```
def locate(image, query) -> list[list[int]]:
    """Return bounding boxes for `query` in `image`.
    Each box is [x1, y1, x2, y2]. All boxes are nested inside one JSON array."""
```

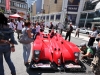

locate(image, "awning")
[[9, 13, 22, 18], [95, 2, 100, 11]]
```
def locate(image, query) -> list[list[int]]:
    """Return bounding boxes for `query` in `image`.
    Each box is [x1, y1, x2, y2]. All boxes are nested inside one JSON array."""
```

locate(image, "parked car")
[[79, 28, 93, 34], [29, 32, 86, 71], [72, 25, 77, 30]]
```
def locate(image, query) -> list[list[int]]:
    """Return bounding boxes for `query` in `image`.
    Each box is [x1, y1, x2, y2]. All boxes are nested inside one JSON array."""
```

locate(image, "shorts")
[[17, 30, 22, 34]]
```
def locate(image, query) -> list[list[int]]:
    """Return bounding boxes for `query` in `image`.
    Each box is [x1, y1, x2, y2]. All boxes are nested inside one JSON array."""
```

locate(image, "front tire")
[[86, 32, 89, 34]]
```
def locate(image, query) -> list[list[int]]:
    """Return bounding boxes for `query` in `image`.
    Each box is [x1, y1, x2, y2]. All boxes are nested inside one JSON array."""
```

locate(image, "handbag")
[[18, 34, 33, 44], [18, 28, 33, 44]]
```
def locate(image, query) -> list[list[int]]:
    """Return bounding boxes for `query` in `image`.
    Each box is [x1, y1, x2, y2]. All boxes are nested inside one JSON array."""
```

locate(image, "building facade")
[[0, 0, 28, 19], [32, 0, 100, 28], [32, 0, 63, 24], [32, 2, 36, 16], [79, 0, 100, 29]]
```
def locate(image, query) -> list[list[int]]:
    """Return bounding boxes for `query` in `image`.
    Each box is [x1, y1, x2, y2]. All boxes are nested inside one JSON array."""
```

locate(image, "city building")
[[32, 2, 36, 16], [0, 0, 28, 19], [31, 0, 42, 21], [42, 0, 63, 14], [31, 0, 100, 28], [32, 0, 63, 24], [79, 0, 100, 29]]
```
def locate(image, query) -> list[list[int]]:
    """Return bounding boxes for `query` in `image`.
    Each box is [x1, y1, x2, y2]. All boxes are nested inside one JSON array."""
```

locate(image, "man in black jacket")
[[49, 22, 53, 33], [65, 23, 73, 41]]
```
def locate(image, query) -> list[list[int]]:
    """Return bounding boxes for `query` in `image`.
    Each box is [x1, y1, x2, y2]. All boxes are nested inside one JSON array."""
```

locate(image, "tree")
[[0, 8, 4, 13]]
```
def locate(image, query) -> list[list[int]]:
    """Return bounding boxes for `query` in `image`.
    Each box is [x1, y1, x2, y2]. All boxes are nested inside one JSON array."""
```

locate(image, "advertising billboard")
[[6, 0, 10, 10], [67, 0, 80, 12]]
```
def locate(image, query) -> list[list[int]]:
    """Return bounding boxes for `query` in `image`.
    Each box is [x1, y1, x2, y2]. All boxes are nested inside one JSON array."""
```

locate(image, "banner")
[[67, 6, 79, 12], [67, 0, 80, 12], [6, 0, 10, 10]]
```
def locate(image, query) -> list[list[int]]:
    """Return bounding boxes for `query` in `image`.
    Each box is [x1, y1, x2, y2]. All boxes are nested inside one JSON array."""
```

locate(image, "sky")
[[27, 0, 36, 8]]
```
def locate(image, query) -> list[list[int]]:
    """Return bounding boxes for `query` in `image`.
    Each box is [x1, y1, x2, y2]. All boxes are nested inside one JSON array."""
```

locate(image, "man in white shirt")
[[58, 22, 63, 34], [88, 27, 98, 46], [16, 17, 24, 39], [36, 22, 40, 33], [8, 19, 15, 31], [33, 22, 40, 40]]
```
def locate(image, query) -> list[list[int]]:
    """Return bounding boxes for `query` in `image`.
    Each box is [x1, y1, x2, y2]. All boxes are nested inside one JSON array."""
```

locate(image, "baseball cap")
[[80, 43, 86, 47]]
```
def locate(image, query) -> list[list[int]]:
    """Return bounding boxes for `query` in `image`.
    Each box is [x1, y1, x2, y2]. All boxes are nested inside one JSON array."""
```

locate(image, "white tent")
[[9, 13, 22, 18], [95, 2, 100, 11]]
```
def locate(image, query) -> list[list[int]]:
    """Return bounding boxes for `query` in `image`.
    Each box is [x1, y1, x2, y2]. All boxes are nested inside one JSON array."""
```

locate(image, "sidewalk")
[[62, 31, 98, 44]]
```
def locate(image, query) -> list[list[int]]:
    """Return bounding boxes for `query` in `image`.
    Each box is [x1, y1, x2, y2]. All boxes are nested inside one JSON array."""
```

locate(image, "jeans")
[[65, 32, 71, 41], [0, 45, 16, 75], [23, 43, 31, 63], [88, 38, 95, 47]]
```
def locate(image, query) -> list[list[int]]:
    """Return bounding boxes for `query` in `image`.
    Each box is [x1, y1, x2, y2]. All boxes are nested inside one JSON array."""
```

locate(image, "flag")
[[6, 0, 10, 10]]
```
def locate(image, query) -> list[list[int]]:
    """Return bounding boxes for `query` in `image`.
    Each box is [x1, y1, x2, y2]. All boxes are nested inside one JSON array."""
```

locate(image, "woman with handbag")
[[0, 12, 17, 75], [22, 21, 33, 66]]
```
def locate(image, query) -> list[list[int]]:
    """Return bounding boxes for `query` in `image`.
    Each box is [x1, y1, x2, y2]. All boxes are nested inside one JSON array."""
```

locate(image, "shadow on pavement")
[[26, 67, 86, 75], [82, 58, 93, 66], [26, 68, 57, 75]]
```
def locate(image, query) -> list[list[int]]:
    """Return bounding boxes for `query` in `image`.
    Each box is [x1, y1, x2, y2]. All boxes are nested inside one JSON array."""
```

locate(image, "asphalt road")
[[3, 32, 95, 75]]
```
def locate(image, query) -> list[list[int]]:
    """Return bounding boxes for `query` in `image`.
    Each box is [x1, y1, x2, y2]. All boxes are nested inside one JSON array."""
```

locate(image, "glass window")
[[0, 0, 1, 3], [78, 20, 85, 27], [43, 16, 45, 19], [37, 16, 39, 19], [87, 12, 94, 19], [46, 15, 49, 20], [17, 3, 20, 7], [14, 2, 16, 6], [12, 2, 14, 6], [21, 4, 23, 8], [20, 4, 21, 8], [54, 0, 57, 4], [50, 15, 54, 20], [83, 1, 96, 11], [1, 0, 4, 4], [95, 10, 100, 17], [56, 14, 61, 20], [24, 5, 26, 8], [80, 13, 87, 19], [22, 4, 24, 8], [25, 5, 27, 9], [11, 9, 17, 14]]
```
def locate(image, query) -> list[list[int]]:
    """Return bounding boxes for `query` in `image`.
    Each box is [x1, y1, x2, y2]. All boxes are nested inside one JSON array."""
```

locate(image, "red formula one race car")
[[29, 32, 86, 71]]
